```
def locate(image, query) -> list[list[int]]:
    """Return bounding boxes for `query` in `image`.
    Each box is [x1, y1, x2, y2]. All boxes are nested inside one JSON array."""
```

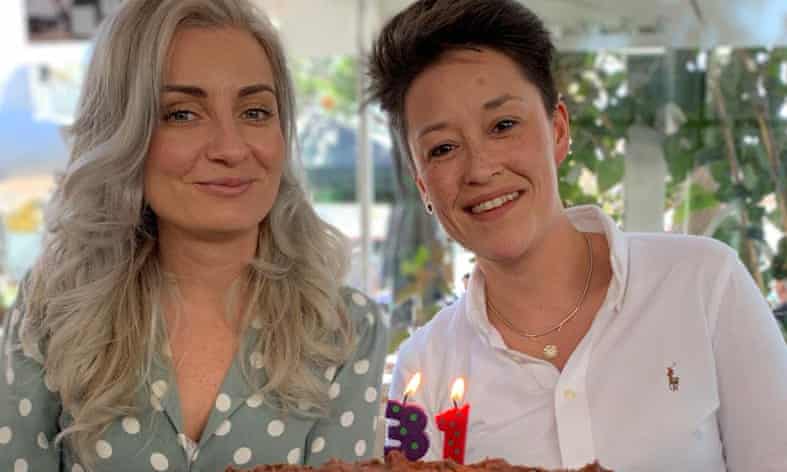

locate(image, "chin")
[[192, 218, 263, 237]]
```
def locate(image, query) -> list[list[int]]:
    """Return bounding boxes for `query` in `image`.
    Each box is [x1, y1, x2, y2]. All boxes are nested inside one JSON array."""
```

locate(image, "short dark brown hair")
[[367, 0, 558, 174]]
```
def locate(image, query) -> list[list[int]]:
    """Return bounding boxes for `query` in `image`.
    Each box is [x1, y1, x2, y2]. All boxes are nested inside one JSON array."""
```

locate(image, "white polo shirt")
[[389, 205, 787, 471]]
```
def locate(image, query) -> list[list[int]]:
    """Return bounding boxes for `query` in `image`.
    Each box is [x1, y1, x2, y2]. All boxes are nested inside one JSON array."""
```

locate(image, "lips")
[[463, 189, 525, 215], [196, 177, 253, 187], [194, 177, 255, 196], [469, 191, 521, 214]]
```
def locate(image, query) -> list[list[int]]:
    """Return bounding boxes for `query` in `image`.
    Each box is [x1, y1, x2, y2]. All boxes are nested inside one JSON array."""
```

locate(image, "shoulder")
[[626, 231, 734, 255], [339, 287, 388, 353], [625, 232, 737, 270], [2, 281, 46, 365], [395, 298, 465, 368], [340, 287, 381, 330]]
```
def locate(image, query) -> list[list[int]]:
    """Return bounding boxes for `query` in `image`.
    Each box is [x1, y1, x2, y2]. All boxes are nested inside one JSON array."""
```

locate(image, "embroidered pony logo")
[[666, 363, 680, 392]]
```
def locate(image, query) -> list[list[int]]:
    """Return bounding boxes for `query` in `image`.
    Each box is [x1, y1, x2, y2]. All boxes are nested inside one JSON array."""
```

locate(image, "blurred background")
[[1, 1, 786, 362]]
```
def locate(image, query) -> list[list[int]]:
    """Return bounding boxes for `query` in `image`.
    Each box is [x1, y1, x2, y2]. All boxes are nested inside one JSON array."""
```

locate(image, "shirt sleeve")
[[0, 285, 63, 470], [303, 289, 388, 466], [713, 253, 787, 471]]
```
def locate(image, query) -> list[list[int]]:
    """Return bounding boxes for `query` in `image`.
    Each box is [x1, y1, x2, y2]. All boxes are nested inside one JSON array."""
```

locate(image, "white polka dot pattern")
[[96, 440, 113, 459], [287, 448, 301, 464], [216, 393, 232, 412], [353, 359, 370, 375], [18, 398, 32, 417], [365, 387, 378, 403], [328, 382, 341, 399], [152, 380, 168, 398], [324, 365, 337, 381], [150, 452, 169, 471], [37, 432, 48, 449], [14, 458, 27, 472], [0, 288, 386, 472], [246, 392, 264, 408], [216, 419, 232, 436], [340, 411, 355, 427], [311, 436, 326, 453], [249, 352, 264, 369], [234, 447, 252, 465], [122, 417, 140, 435], [267, 419, 285, 437], [150, 394, 164, 412], [0, 426, 12, 444], [355, 440, 367, 457]]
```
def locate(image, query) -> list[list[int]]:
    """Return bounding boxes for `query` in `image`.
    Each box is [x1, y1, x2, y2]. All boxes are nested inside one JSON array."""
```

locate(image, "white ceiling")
[[259, 0, 787, 57]]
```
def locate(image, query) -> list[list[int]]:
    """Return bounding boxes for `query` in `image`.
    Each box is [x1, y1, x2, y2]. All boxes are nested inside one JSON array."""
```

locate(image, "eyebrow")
[[162, 83, 275, 98], [415, 94, 526, 140], [483, 94, 525, 110], [416, 121, 448, 140]]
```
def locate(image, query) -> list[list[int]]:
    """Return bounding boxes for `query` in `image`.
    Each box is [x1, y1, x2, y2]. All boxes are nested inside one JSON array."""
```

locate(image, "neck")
[[478, 214, 592, 328], [157, 223, 259, 310]]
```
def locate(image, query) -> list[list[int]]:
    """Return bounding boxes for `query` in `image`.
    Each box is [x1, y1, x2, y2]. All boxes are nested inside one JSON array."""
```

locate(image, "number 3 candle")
[[385, 373, 430, 460]]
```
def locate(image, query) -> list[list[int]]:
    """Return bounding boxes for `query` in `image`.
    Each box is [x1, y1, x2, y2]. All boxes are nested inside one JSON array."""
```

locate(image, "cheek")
[[249, 128, 286, 169], [145, 135, 199, 181], [421, 165, 458, 201]]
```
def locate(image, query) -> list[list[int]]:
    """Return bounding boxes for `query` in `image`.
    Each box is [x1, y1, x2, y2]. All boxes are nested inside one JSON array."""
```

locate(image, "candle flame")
[[450, 378, 465, 403], [404, 373, 422, 396]]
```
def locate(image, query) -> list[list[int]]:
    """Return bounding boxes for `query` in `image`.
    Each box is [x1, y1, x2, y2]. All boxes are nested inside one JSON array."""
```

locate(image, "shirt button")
[[563, 389, 577, 400]]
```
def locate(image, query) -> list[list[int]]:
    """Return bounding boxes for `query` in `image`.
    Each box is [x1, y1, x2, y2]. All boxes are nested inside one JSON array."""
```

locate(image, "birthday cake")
[[225, 450, 612, 472]]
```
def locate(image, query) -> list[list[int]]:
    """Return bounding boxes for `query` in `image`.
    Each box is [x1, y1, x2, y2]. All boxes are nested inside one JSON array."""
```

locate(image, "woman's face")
[[404, 47, 570, 262], [145, 26, 285, 240]]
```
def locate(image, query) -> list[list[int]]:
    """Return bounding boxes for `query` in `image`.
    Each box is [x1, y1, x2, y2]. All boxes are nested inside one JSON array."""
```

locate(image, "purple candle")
[[385, 373, 430, 460]]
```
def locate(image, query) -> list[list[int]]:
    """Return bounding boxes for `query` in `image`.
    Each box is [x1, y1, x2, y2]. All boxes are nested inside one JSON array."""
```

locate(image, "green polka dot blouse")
[[0, 287, 387, 471]]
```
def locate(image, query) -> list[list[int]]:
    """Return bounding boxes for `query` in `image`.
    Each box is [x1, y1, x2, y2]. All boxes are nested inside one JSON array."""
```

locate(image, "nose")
[[206, 118, 250, 165], [463, 139, 502, 184]]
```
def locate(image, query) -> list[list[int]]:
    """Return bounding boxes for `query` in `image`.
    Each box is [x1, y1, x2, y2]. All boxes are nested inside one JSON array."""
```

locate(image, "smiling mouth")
[[468, 191, 522, 214], [194, 180, 254, 196]]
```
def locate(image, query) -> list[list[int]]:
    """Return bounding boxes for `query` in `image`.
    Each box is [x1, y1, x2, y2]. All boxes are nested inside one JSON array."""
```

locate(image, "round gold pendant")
[[543, 344, 559, 359]]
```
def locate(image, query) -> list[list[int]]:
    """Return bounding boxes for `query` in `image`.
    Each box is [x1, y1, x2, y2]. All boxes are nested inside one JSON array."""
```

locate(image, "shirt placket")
[[554, 332, 595, 468]]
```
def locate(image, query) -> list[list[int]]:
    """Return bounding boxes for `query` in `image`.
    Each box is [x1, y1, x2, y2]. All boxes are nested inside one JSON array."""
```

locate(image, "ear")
[[552, 100, 571, 167], [415, 174, 429, 207]]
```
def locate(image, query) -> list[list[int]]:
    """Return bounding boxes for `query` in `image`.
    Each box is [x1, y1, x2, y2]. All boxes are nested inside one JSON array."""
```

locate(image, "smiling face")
[[405, 47, 570, 262], [144, 26, 285, 240]]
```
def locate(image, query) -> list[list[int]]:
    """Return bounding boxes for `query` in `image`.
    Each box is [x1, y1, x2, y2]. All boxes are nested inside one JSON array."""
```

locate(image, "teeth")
[[471, 192, 520, 214]]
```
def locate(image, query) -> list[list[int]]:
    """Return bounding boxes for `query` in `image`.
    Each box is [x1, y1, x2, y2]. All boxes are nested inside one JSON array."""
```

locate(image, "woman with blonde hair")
[[1, 0, 386, 470]]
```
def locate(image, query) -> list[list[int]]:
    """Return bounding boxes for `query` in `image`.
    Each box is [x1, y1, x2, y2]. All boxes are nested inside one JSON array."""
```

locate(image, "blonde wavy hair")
[[12, 0, 353, 467]]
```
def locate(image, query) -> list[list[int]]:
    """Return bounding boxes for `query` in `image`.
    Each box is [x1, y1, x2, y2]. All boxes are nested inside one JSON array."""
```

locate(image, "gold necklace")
[[486, 232, 593, 360]]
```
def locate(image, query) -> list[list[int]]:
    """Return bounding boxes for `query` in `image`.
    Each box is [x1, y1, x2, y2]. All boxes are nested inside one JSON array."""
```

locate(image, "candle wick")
[[403, 394, 409, 406], [453, 399, 458, 409]]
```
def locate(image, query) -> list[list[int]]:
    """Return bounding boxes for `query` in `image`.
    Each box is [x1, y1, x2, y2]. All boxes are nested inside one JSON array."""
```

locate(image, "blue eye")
[[164, 110, 197, 122], [241, 108, 272, 121], [429, 143, 455, 158]]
